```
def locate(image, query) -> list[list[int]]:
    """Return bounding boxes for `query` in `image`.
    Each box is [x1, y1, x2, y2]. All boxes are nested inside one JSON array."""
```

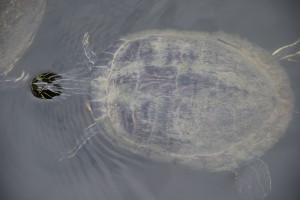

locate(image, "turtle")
[[0, 0, 46, 88], [31, 30, 297, 200]]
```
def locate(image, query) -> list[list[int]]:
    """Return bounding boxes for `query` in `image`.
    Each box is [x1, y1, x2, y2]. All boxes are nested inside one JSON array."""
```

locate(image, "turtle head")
[[31, 72, 62, 99]]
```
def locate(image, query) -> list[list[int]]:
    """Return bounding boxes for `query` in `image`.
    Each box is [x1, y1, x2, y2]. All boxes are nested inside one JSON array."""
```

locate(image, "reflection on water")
[[0, 0, 299, 200]]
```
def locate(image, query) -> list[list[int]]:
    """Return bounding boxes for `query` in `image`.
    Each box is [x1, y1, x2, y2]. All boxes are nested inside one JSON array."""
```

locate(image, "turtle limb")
[[59, 123, 99, 161], [234, 159, 271, 200], [276, 51, 300, 62], [272, 38, 300, 62], [82, 32, 97, 66]]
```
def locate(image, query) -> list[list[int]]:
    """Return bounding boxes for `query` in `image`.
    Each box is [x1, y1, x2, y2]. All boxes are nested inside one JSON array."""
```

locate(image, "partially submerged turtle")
[[0, 0, 46, 88], [31, 30, 297, 200]]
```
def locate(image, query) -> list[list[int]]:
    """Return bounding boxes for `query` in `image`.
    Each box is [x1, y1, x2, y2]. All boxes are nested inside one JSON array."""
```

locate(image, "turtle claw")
[[279, 51, 300, 62], [272, 38, 300, 62]]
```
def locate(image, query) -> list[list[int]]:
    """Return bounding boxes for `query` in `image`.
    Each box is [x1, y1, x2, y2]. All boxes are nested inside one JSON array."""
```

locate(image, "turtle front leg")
[[59, 123, 100, 161], [234, 159, 271, 200], [82, 32, 97, 65]]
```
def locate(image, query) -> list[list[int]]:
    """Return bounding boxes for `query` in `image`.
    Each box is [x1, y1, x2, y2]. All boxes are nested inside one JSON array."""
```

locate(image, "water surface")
[[1, 0, 300, 200]]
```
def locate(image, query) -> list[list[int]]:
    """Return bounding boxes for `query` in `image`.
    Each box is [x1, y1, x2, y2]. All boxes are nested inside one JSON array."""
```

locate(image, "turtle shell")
[[89, 30, 294, 171]]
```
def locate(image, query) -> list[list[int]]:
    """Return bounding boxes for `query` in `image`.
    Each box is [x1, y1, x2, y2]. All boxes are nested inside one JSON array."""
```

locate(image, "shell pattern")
[[88, 30, 294, 171]]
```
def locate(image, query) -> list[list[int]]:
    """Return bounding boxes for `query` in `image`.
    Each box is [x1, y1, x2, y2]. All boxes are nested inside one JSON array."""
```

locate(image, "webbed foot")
[[82, 32, 97, 65], [234, 159, 271, 200], [59, 123, 99, 161]]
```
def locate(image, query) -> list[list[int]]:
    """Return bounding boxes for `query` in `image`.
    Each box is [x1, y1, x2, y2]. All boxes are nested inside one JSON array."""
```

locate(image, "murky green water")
[[0, 0, 299, 200]]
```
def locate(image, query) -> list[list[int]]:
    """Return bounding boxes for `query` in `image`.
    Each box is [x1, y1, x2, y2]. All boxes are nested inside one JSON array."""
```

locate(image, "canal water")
[[0, 0, 299, 200]]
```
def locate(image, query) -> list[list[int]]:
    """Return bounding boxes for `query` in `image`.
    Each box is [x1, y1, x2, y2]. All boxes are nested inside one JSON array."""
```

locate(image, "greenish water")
[[0, 0, 299, 200]]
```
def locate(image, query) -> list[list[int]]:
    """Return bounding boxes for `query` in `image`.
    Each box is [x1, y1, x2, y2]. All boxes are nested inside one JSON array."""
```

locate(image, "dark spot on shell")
[[118, 103, 134, 135], [118, 40, 140, 62], [139, 41, 156, 64], [178, 72, 216, 88], [182, 49, 199, 63], [144, 65, 177, 76], [139, 66, 177, 94], [115, 72, 138, 90]]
